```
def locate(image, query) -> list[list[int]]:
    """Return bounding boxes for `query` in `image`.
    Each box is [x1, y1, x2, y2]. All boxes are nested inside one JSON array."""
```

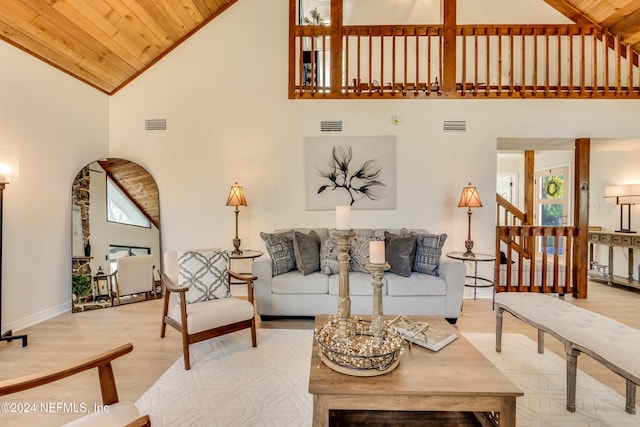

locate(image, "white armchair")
[[161, 249, 257, 370], [110, 254, 155, 305]]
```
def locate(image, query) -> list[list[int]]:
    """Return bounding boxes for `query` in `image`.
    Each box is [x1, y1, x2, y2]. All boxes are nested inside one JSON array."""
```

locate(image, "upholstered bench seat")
[[496, 292, 640, 414]]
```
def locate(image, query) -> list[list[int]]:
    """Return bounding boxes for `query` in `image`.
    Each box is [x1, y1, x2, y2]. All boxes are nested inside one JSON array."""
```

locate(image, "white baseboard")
[[4, 300, 71, 334]]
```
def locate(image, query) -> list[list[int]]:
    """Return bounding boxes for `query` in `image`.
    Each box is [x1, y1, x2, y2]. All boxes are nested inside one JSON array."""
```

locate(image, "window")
[[107, 177, 150, 228]]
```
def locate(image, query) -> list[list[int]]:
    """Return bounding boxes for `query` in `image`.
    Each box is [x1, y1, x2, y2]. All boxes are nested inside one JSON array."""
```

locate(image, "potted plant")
[[72, 273, 92, 302]]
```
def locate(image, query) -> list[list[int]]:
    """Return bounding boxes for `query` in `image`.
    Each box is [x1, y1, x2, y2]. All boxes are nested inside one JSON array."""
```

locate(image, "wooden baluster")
[[544, 30, 549, 96], [461, 30, 467, 96], [415, 29, 420, 95], [368, 29, 373, 95], [604, 29, 609, 96], [380, 29, 384, 95], [474, 28, 479, 96], [568, 29, 573, 96], [533, 29, 538, 96], [345, 31, 350, 94], [616, 35, 621, 95], [509, 28, 514, 95], [485, 29, 490, 96], [580, 29, 585, 96], [593, 29, 598, 95], [357, 33, 361, 95], [521, 30, 526, 96], [403, 28, 408, 94], [627, 44, 633, 96], [498, 27, 503, 96]]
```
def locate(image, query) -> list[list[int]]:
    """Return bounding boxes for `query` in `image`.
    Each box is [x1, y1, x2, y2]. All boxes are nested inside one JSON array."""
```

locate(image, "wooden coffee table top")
[[309, 315, 523, 399]]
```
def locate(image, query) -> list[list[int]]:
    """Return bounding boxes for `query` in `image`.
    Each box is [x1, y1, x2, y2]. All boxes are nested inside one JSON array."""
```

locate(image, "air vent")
[[443, 120, 467, 133], [145, 119, 167, 131], [320, 120, 343, 132]]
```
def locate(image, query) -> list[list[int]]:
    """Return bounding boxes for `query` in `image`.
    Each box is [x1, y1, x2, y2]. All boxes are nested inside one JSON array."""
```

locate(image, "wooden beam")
[[573, 138, 590, 299], [330, 0, 343, 94], [542, 0, 594, 25], [524, 151, 535, 226], [441, 0, 456, 93]]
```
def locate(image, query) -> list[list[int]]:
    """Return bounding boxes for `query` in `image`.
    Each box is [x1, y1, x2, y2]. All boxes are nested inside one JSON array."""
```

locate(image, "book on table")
[[389, 315, 458, 352]]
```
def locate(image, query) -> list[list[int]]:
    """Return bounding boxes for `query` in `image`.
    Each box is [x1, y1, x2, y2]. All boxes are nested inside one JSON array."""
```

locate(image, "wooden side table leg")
[[500, 396, 517, 427]]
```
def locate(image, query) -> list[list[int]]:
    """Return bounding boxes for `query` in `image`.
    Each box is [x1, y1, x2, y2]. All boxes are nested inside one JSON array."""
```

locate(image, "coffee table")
[[308, 315, 523, 426]]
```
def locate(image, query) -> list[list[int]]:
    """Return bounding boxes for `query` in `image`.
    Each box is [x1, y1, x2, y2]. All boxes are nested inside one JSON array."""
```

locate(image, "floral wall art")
[[305, 135, 396, 210]]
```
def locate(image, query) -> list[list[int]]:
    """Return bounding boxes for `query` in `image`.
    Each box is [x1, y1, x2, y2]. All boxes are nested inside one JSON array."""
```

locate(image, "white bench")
[[495, 292, 640, 414]]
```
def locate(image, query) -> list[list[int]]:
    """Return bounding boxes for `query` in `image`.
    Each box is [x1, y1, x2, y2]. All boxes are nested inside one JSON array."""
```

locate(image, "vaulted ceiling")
[[0, 0, 639, 95], [0, 0, 238, 95]]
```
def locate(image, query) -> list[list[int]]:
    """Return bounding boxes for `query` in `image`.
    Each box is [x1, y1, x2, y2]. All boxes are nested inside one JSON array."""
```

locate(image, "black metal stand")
[[616, 203, 636, 234], [0, 183, 27, 347]]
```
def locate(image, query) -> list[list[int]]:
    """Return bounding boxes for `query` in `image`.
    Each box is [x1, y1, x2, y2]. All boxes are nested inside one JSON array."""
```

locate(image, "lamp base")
[[463, 240, 475, 257], [0, 330, 27, 347], [232, 238, 243, 255]]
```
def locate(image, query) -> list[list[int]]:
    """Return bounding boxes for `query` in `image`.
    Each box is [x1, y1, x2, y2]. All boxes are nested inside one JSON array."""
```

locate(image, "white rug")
[[137, 330, 640, 426]]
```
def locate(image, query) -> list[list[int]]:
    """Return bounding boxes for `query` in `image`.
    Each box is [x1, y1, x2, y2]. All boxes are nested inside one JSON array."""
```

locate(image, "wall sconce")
[[0, 144, 27, 346], [226, 182, 247, 255], [605, 184, 640, 233], [458, 182, 483, 257]]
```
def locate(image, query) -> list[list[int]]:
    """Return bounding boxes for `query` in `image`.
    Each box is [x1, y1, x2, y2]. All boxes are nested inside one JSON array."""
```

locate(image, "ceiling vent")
[[145, 119, 167, 131], [443, 120, 467, 133], [320, 120, 343, 132]]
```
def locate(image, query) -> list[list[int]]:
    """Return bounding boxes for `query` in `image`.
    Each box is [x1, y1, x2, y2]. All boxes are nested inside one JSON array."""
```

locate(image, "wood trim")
[[441, 0, 457, 93], [573, 138, 590, 298]]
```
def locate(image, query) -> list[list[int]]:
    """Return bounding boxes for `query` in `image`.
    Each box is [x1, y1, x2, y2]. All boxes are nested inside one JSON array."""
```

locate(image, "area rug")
[[136, 330, 640, 426]]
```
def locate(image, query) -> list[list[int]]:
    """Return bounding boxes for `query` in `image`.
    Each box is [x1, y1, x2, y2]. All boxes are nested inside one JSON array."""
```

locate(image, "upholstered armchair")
[[0, 343, 150, 426], [110, 254, 155, 305], [161, 249, 257, 370]]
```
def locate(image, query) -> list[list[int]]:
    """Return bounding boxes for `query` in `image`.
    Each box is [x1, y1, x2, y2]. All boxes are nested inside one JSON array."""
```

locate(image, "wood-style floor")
[[1, 280, 639, 426]]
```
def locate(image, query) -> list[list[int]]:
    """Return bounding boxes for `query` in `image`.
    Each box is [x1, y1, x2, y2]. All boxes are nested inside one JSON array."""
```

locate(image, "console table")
[[588, 231, 640, 289]]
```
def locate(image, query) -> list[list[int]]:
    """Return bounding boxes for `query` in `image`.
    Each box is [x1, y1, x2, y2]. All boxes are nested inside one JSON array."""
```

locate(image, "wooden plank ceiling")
[[0, 1, 639, 95], [0, 0, 237, 95], [98, 158, 160, 229]]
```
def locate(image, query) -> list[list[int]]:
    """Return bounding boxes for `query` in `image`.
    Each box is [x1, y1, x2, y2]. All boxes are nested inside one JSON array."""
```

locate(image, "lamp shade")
[[605, 184, 640, 205], [0, 144, 19, 183], [458, 183, 483, 208], [226, 182, 247, 207]]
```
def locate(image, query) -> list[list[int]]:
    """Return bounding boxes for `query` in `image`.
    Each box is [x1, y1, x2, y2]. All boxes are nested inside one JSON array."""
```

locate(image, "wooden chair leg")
[[182, 331, 191, 370], [537, 329, 545, 354], [250, 318, 257, 347]]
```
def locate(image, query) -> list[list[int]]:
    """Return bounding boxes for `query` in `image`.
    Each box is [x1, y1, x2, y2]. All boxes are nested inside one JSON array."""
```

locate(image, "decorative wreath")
[[544, 176, 562, 197]]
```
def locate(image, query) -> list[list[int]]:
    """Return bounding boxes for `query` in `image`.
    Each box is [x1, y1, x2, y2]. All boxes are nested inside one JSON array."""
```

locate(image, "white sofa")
[[252, 228, 466, 323]]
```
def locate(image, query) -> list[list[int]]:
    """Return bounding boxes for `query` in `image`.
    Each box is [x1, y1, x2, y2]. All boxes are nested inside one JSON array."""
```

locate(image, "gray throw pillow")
[[414, 233, 448, 275], [320, 237, 339, 275], [177, 250, 230, 303], [384, 231, 417, 277], [293, 230, 321, 276], [260, 231, 295, 276]]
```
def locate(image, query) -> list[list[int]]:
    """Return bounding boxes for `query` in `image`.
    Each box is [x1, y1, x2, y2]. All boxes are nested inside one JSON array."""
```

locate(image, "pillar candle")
[[336, 205, 351, 230], [369, 240, 385, 264]]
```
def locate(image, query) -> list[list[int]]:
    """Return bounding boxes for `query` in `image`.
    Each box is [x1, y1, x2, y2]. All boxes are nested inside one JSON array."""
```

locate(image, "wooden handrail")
[[496, 225, 578, 296], [290, 21, 640, 99]]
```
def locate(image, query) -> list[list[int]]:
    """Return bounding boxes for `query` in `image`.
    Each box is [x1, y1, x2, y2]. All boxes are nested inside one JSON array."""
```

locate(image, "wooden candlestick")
[[333, 229, 355, 340], [366, 262, 390, 341]]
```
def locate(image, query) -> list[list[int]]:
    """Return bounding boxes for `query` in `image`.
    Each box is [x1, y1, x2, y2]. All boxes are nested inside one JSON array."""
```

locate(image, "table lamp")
[[226, 182, 247, 255], [458, 182, 483, 257], [605, 184, 640, 233]]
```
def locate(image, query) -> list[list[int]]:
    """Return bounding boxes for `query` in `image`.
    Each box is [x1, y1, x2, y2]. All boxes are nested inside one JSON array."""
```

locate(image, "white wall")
[[0, 43, 109, 331]]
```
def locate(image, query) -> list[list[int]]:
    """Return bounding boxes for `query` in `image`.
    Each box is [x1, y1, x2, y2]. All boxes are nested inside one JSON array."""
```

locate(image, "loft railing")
[[496, 225, 578, 296], [290, 23, 640, 99]]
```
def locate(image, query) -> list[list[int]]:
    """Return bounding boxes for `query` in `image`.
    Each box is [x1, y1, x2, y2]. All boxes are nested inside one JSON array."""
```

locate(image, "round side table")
[[227, 250, 263, 285], [446, 251, 496, 305]]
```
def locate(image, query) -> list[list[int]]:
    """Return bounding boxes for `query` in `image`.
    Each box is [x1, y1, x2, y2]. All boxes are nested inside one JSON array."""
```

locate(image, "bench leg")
[[565, 342, 578, 413], [626, 380, 637, 414], [537, 329, 545, 354], [496, 307, 503, 353]]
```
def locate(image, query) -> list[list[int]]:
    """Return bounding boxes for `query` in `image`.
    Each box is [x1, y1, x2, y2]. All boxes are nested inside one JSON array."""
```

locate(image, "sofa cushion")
[[328, 271, 386, 296], [272, 271, 329, 294], [384, 231, 417, 277], [260, 231, 295, 276], [386, 272, 447, 296], [320, 237, 339, 275], [293, 230, 321, 275], [414, 233, 448, 275], [177, 250, 230, 303]]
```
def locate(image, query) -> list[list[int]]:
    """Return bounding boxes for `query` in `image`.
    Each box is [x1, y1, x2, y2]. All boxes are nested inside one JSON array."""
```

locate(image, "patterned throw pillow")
[[350, 235, 382, 273], [293, 230, 321, 276], [384, 231, 417, 277], [320, 237, 339, 275], [260, 231, 295, 276], [414, 233, 448, 275], [177, 250, 230, 304]]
